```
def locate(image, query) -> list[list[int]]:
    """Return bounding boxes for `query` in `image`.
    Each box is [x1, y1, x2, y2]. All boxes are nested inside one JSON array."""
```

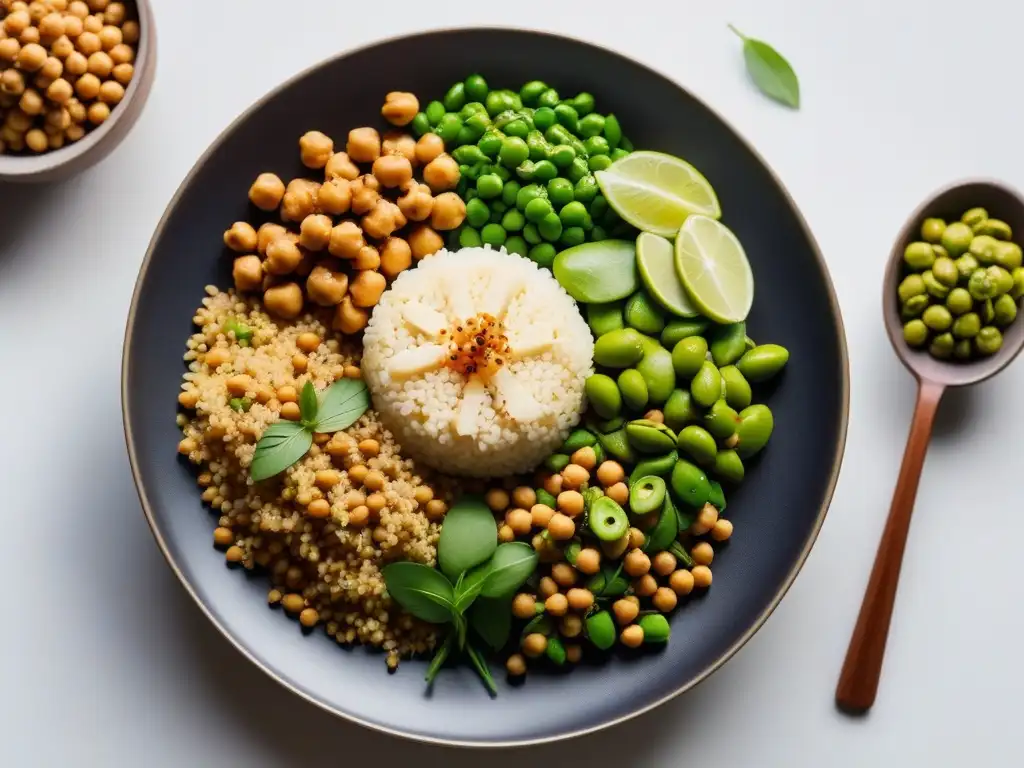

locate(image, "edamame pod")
[[719, 365, 752, 409], [707, 480, 727, 511], [625, 419, 677, 454], [676, 425, 718, 466], [624, 291, 667, 335], [662, 319, 710, 348], [663, 388, 701, 432], [735, 344, 790, 383], [638, 614, 671, 644], [705, 399, 740, 440], [597, 427, 635, 463], [670, 459, 712, 508], [690, 361, 723, 408], [671, 336, 708, 379], [709, 322, 747, 366], [617, 369, 649, 412], [643, 495, 679, 553], [735, 404, 774, 458], [628, 451, 678, 487], [635, 347, 676, 405], [713, 449, 745, 484], [629, 476, 667, 516], [561, 429, 597, 453], [585, 374, 622, 419], [593, 328, 645, 368], [585, 611, 616, 650]]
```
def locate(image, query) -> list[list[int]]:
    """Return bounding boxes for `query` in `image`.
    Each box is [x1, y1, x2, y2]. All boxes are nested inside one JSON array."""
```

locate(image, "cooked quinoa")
[[177, 286, 453, 667], [362, 247, 594, 477]]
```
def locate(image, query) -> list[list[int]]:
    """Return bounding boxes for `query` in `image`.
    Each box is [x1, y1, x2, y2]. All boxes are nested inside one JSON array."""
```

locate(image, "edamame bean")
[[735, 344, 789, 383], [976, 326, 1003, 355], [713, 449, 745, 484], [575, 175, 599, 204], [691, 361, 723, 408], [537, 88, 561, 109], [481, 223, 507, 246], [735, 404, 774, 458], [425, 100, 446, 125], [975, 218, 1012, 240], [532, 106, 556, 131], [636, 347, 676, 405], [524, 196, 553, 222], [942, 222, 974, 256], [545, 177, 574, 208], [463, 73, 488, 102], [921, 217, 946, 243], [594, 328, 645, 367], [519, 80, 547, 105], [704, 399, 740, 440], [532, 160, 558, 181], [946, 287, 973, 315], [902, 294, 929, 319], [504, 119, 529, 139], [953, 339, 973, 359], [500, 180, 522, 207], [932, 257, 959, 287], [410, 112, 431, 136], [586, 373, 623, 418], [529, 243, 556, 268], [671, 336, 708, 379], [719, 365, 753, 409], [922, 271, 950, 299], [929, 332, 955, 359], [993, 294, 1018, 327], [988, 265, 1014, 295], [968, 268, 996, 300], [709, 322, 747, 367], [980, 298, 996, 324], [570, 92, 596, 116], [603, 114, 622, 148], [922, 304, 952, 332], [478, 131, 503, 158], [662, 320, 710, 348], [962, 207, 988, 228], [587, 302, 625, 337], [992, 241, 1023, 270], [547, 144, 576, 168], [522, 222, 541, 245], [903, 319, 928, 347], [453, 145, 487, 166], [956, 253, 980, 280], [443, 83, 466, 111], [904, 242, 935, 270], [560, 201, 589, 227], [626, 420, 678, 454], [597, 427, 635, 464], [553, 104, 579, 133], [465, 198, 489, 228], [663, 388, 700, 431], [590, 226, 609, 241], [898, 274, 926, 303], [618, 369, 649, 412], [670, 459, 712, 508], [677, 425, 717, 466], [545, 453, 571, 472], [583, 136, 610, 156], [624, 291, 667, 335], [1012, 267, 1024, 299], [952, 312, 980, 339], [969, 234, 998, 264], [567, 157, 590, 182], [501, 208, 526, 233]]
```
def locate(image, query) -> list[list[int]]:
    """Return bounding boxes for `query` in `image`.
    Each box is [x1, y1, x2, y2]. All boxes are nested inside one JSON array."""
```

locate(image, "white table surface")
[[3, 0, 1023, 765]]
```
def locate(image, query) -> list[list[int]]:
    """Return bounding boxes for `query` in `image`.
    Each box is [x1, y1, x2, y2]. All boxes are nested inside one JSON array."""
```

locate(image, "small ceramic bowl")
[[0, 0, 156, 184]]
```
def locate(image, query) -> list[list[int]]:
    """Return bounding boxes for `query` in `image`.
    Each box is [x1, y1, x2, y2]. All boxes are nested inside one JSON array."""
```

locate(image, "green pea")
[[538, 212, 563, 241], [980, 298, 996, 324], [670, 459, 712, 509], [515, 183, 545, 212], [558, 201, 588, 228], [945, 287, 973, 315], [1011, 267, 1024, 299], [473, 173, 500, 200], [588, 195, 608, 222], [585, 611, 616, 651], [713, 449, 745, 484], [436, 113, 463, 144], [585, 154, 610, 172], [553, 104, 579, 132], [976, 326, 1003, 355], [903, 241, 935, 270], [974, 218, 1013, 240], [458, 226, 483, 248], [590, 225, 609, 242], [956, 254, 980, 281], [636, 347, 676, 405], [932, 257, 959, 287], [969, 235, 999, 264], [495, 179, 519, 207], [597, 426, 635, 464], [735, 404, 774, 458], [532, 106, 556, 131], [610, 147, 630, 161], [922, 304, 952, 332], [424, 100, 445, 125], [952, 312, 980, 339], [567, 157, 590, 182], [593, 328, 645, 367], [619, 136, 634, 151], [410, 112, 431, 137], [489, 199, 508, 218], [921, 217, 946, 243], [519, 222, 540, 245], [993, 293, 1018, 327], [662, 320, 709, 348], [929, 332, 955, 359], [229, 397, 250, 413], [509, 119, 533, 139], [561, 226, 585, 247], [577, 113, 605, 138], [525, 131, 548, 162], [461, 198, 487, 230], [587, 302, 625, 338], [540, 179, 570, 209], [922, 270, 950, 299], [624, 291, 667, 335], [897, 274, 926, 303], [616, 368, 649, 412], [452, 144, 486, 165], [586, 373, 623, 418], [477, 131, 503, 158], [599, 113, 621, 147], [902, 319, 928, 347], [460, 73, 487, 102], [528, 243, 556, 268], [988, 265, 1014, 295], [993, 242, 1023, 270], [663, 388, 700, 432], [531, 160, 557, 181], [932, 244, 949, 260], [484, 90, 515, 117], [962, 207, 988, 228], [477, 223, 504, 246], [676, 425, 717, 466], [498, 235, 524, 257], [460, 100, 487, 118], [719, 365, 752, 410], [942, 222, 974, 256], [458, 122, 485, 145], [443, 83, 466, 111], [704, 399, 740, 440], [570, 92, 595, 116], [492, 164, 512, 182], [671, 336, 708, 379], [583, 136, 610, 156], [574, 175, 599, 204], [953, 339, 973, 359], [542, 144, 572, 169], [708, 322, 747, 366], [502, 208, 526, 232], [690, 361, 722, 408], [901, 294, 929, 320], [498, 137, 528, 168], [735, 344, 789, 383], [524, 196, 553, 223], [519, 80, 547, 105], [537, 89, 560, 109]]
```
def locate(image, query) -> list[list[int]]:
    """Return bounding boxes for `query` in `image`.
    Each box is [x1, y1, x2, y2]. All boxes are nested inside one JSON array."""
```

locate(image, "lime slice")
[[673, 216, 753, 323], [635, 232, 700, 317], [595, 151, 721, 238]]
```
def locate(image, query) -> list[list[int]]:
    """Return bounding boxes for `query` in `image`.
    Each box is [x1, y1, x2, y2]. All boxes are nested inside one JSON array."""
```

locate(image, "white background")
[[2, 0, 1022, 765]]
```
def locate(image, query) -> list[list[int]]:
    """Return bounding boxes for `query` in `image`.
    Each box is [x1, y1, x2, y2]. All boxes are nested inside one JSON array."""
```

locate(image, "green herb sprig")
[[728, 25, 800, 109], [249, 378, 370, 482], [382, 496, 539, 696]]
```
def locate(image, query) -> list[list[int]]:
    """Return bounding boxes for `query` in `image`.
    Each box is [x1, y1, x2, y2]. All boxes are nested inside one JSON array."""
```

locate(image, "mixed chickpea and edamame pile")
[[176, 71, 790, 693]]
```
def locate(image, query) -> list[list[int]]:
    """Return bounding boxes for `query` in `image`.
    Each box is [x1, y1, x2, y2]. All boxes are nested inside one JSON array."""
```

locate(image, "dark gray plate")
[[123, 28, 848, 747]]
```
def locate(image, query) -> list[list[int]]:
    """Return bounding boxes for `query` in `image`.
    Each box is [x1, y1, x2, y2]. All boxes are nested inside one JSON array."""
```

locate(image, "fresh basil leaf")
[[454, 562, 490, 613], [299, 381, 319, 426], [382, 562, 457, 624], [479, 542, 538, 599], [437, 496, 498, 582], [250, 421, 313, 482], [470, 597, 512, 651], [466, 642, 497, 696], [425, 631, 455, 685], [729, 25, 800, 109], [314, 378, 370, 433]]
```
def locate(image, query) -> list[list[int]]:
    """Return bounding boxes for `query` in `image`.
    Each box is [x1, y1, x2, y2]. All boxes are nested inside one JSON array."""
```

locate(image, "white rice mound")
[[362, 246, 594, 477]]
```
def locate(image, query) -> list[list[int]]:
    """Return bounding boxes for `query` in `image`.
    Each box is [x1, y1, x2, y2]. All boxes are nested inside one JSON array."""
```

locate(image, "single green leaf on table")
[[299, 381, 319, 427], [381, 562, 458, 624], [479, 542, 539, 599], [314, 378, 371, 433], [437, 495, 498, 582], [425, 631, 455, 685], [728, 24, 800, 109], [250, 421, 313, 482], [470, 597, 513, 651], [466, 642, 498, 696]]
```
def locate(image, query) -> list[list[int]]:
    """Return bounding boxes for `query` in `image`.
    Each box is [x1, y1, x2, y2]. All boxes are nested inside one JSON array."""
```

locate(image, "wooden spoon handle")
[[835, 379, 945, 714]]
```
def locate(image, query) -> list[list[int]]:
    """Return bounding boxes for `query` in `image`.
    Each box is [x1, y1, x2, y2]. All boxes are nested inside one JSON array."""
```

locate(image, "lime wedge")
[[635, 232, 700, 317], [673, 216, 753, 323], [595, 151, 721, 238]]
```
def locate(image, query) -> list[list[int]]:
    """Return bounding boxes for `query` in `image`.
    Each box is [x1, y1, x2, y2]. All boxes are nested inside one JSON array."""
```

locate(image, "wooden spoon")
[[836, 179, 1024, 714]]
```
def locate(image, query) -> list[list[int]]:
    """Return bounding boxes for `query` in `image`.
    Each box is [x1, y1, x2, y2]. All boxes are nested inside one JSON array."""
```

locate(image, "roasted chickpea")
[[691, 565, 712, 588], [299, 214, 332, 251], [556, 490, 584, 517], [280, 179, 320, 223], [50, 35, 73, 59], [98, 24, 121, 50], [349, 174, 380, 215], [379, 236, 412, 280], [39, 55, 62, 81], [46, 131, 63, 150], [415, 132, 444, 165], [633, 573, 658, 597], [265, 235, 303, 275], [25, 127, 46, 152], [601, 534, 629, 560], [17, 41, 45, 70], [65, 98, 85, 123], [18, 87, 42, 115], [380, 91, 419, 126], [422, 153, 459, 192], [76, 30, 101, 55], [3, 9, 30, 37], [596, 460, 625, 487], [43, 107, 70, 131], [561, 463, 590, 490], [623, 549, 651, 577], [19, 26, 40, 45], [351, 244, 379, 271], [652, 551, 677, 577], [263, 282, 304, 319], [317, 178, 351, 216], [512, 593, 537, 619], [103, 2, 126, 24], [256, 223, 287, 255], [605, 482, 629, 506], [570, 446, 597, 471], [546, 512, 574, 540], [506, 653, 527, 676], [248, 173, 286, 212], [349, 269, 387, 307], [566, 587, 594, 612], [64, 15, 84, 38], [407, 224, 443, 260], [232, 255, 263, 292], [86, 49, 111, 77], [64, 50, 86, 76], [620, 625, 644, 648], [522, 633, 547, 658], [530, 503, 554, 528], [224, 221, 258, 252], [550, 562, 576, 587], [85, 99, 109, 124], [711, 519, 734, 541], [497, 524, 515, 543], [0, 37, 20, 63], [397, 181, 433, 222], [325, 151, 359, 181], [381, 130, 416, 164], [121, 19, 139, 45], [575, 547, 601, 575], [505, 507, 531, 536], [669, 569, 695, 596], [45, 77, 72, 104], [37, 11, 65, 38], [328, 220, 365, 259], [0, 69, 24, 96], [429, 192, 466, 231], [510, 487, 534, 508], [371, 153, 413, 189], [613, 598, 639, 626], [691, 542, 714, 566], [64, 123, 85, 142], [545, 593, 569, 617], [652, 587, 678, 613], [362, 198, 407, 240], [299, 130, 333, 169], [538, 576, 558, 599], [305, 264, 348, 306], [111, 61, 132, 85], [346, 126, 380, 163], [96, 78, 123, 105], [628, 527, 645, 550], [333, 295, 369, 334]]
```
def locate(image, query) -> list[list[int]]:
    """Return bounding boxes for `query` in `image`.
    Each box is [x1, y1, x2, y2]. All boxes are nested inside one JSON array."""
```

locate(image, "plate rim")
[[121, 24, 850, 749]]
